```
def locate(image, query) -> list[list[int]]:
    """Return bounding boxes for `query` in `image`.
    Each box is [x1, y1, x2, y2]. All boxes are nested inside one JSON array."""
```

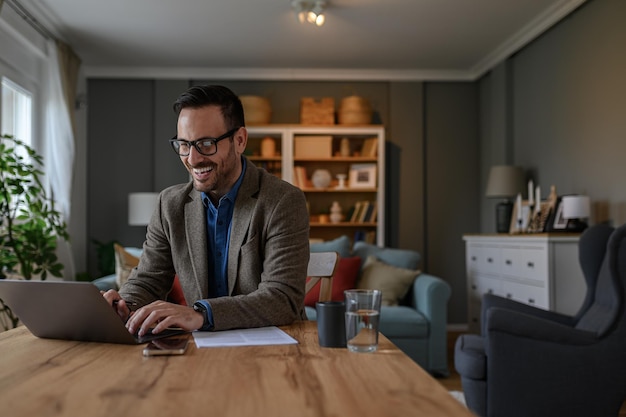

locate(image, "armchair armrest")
[[481, 293, 576, 334], [412, 273, 451, 374], [412, 273, 451, 320], [486, 307, 597, 346]]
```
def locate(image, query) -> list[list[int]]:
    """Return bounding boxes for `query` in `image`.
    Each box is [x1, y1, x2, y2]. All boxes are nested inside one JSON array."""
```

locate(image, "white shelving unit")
[[247, 125, 385, 246]]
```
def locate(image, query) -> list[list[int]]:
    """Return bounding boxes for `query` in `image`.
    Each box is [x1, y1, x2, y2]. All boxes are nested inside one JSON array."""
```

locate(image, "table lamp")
[[128, 192, 159, 226], [562, 195, 590, 232], [485, 165, 525, 233]]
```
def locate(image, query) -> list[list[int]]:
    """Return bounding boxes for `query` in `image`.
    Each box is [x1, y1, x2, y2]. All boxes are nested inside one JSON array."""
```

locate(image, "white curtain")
[[42, 38, 76, 280]]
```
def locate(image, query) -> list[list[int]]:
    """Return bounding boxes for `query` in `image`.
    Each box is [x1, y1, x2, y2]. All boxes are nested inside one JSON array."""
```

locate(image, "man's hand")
[[101, 289, 133, 322], [125, 300, 205, 337]]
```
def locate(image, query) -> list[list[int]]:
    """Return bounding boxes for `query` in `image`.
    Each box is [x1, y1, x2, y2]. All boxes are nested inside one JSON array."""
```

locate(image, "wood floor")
[[435, 330, 626, 416]]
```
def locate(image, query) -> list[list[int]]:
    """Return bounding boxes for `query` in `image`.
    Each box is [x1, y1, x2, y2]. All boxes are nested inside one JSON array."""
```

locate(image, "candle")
[[535, 186, 541, 213], [516, 193, 523, 223], [528, 180, 534, 206]]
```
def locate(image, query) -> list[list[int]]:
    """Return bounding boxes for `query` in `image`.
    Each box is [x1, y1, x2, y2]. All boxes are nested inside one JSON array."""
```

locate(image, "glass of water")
[[344, 289, 382, 353]]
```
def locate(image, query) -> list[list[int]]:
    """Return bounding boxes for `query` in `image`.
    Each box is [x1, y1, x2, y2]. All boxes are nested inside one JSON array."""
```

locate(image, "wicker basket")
[[300, 97, 335, 125], [240, 95, 271, 125], [338, 96, 372, 125]]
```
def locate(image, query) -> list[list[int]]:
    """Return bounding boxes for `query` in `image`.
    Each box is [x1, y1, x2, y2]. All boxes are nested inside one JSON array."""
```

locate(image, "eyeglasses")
[[169, 127, 240, 156]]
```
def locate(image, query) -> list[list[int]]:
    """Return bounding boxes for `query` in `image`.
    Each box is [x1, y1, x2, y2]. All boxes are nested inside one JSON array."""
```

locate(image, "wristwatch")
[[193, 301, 213, 331]]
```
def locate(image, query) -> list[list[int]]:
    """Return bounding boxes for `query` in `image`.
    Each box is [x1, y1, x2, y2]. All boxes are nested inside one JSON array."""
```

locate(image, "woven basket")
[[338, 96, 372, 125], [240, 95, 271, 125]]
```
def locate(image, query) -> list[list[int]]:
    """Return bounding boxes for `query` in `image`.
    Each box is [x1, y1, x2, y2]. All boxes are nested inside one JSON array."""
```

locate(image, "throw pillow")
[[352, 241, 420, 270], [310, 235, 352, 259], [357, 255, 421, 306], [168, 275, 187, 306], [304, 256, 361, 307], [114, 244, 140, 288]]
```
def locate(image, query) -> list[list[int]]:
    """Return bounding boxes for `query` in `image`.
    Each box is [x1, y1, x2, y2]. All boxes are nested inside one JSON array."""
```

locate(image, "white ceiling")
[[21, 0, 586, 80]]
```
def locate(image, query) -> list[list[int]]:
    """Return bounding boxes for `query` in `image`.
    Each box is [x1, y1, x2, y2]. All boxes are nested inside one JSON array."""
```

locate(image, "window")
[[2, 77, 33, 151]]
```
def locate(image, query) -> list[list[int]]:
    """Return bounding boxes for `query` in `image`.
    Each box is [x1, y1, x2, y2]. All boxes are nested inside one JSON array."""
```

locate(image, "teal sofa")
[[307, 237, 451, 376]]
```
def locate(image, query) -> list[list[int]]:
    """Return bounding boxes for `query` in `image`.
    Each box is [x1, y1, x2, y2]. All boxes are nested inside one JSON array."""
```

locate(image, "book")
[[293, 166, 309, 189], [360, 137, 378, 157], [350, 201, 363, 223], [363, 201, 376, 223], [358, 201, 371, 223]]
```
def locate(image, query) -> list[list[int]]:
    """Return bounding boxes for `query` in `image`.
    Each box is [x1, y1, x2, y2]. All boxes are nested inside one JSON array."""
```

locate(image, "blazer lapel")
[[227, 161, 259, 294], [185, 190, 210, 299]]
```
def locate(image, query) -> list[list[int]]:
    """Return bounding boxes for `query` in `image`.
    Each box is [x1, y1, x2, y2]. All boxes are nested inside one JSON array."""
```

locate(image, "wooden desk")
[[0, 321, 472, 417]]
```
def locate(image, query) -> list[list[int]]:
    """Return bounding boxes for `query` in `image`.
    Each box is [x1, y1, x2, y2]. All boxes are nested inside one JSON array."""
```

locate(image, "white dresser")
[[463, 234, 585, 332]]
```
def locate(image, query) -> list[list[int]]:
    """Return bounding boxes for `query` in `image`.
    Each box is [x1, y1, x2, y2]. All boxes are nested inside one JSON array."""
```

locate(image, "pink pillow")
[[304, 256, 361, 307], [167, 275, 187, 306]]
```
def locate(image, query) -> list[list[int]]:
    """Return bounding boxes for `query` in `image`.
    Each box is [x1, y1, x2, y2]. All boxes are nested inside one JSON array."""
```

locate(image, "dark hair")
[[173, 85, 245, 128]]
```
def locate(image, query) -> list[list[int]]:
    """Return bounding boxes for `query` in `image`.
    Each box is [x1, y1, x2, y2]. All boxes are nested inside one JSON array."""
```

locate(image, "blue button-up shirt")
[[196, 158, 246, 328], [203, 158, 246, 297]]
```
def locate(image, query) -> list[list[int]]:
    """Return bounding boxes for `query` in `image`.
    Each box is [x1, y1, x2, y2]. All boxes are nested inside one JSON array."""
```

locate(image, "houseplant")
[[0, 134, 69, 330]]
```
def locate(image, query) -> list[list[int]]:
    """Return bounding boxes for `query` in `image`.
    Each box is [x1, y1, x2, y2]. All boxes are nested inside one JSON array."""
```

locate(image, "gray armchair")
[[454, 223, 626, 417]]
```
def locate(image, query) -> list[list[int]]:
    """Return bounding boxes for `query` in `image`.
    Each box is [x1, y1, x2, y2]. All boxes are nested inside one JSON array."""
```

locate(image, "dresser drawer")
[[501, 246, 548, 282], [467, 244, 501, 275], [500, 280, 549, 310]]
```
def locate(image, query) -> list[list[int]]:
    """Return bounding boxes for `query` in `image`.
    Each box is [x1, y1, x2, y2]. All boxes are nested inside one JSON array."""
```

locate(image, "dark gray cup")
[[316, 301, 346, 348]]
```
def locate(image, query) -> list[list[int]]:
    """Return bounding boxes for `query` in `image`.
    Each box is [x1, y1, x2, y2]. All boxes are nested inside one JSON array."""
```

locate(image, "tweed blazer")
[[120, 160, 310, 330]]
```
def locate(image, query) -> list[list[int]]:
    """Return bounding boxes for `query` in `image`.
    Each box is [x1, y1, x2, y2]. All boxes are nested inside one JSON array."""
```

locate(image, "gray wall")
[[479, 0, 626, 231], [86, 79, 479, 324]]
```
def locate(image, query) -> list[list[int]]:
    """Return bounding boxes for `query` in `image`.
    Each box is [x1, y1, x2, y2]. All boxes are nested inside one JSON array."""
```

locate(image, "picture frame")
[[349, 163, 377, 189], [509, 200, 532, 234], [546, 197, 568, 231]]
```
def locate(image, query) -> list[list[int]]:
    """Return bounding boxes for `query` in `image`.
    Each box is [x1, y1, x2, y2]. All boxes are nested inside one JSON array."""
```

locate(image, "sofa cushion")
[[310, 235, 352, 259], [379, 305, 428, 338], [113, 244, 142, 288], [357, 255, 420, 306], [352, 241, 420, 270], [304, 256, 361, 307]]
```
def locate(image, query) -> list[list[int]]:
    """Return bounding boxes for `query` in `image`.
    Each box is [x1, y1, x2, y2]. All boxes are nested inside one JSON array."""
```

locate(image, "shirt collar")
[[202, 157, 247, 208]]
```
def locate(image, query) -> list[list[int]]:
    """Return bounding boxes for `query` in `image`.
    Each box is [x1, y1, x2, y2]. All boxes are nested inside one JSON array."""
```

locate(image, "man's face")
[[176, 105, 247, 198]]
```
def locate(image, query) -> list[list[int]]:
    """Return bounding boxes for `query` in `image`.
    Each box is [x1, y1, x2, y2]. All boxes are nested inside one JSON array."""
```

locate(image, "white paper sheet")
[[193, 326, 298, 348]]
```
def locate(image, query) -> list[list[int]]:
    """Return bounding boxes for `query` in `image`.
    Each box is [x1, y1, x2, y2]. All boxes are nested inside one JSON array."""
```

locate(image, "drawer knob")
[[506, 293, 512, 299], [471, 256, 477, 261], [487, 289, 494, 294], [487, 257, 493, 263], [527, 262, 535, 268], [505, 260, 512, 266], [528, 298, 535, 304]]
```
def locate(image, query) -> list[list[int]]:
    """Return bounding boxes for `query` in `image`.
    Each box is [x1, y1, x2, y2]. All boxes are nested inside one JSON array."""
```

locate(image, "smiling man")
[[103, 85, 310, 336]]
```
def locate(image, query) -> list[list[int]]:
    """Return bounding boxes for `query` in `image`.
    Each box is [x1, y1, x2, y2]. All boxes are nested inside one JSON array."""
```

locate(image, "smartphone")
[[142, 337, 190, 356]]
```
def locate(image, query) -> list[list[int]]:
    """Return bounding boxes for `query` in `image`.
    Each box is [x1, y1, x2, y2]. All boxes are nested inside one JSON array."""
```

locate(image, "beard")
[[189, 142, 240, 198]]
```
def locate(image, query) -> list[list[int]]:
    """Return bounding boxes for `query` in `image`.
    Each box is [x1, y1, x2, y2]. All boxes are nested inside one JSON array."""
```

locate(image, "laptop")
[[0, 280, 187, 344]]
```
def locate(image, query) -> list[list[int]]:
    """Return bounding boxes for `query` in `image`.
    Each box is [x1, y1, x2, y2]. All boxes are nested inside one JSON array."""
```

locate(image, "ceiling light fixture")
[[291, 0, 327, 27]]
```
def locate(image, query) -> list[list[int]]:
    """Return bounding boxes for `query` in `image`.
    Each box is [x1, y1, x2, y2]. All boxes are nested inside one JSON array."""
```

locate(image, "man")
[[103, 85, 310, 337]]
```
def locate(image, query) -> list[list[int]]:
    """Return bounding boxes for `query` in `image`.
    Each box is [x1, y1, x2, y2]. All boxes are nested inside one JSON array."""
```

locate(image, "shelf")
[[302, 187, 377, 193], [248, 156, 282, 162], [294, 157, 377, 162], [311, 222, 377, 227]]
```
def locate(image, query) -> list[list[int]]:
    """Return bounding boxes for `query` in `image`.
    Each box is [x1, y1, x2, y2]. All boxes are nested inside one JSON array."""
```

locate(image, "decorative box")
[[300, 97, 335, 125], [294, 135, 332, 158]]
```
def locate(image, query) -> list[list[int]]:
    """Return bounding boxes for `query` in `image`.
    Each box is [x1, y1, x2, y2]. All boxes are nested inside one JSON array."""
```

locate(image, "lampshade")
[[128, 192, 159, 226], [485, 165, 525, 198], [562, 195, 590, 219]]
